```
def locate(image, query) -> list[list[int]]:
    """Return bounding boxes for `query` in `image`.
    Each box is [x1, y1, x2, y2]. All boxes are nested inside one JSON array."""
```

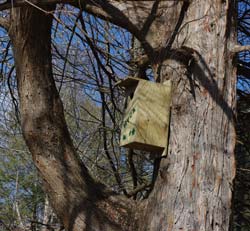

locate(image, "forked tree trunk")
[[7, 1, 237, 231], [9, 6, 134, 231]]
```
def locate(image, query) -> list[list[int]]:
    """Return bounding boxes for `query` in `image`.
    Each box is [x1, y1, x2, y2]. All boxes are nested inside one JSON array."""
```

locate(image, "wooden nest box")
[[117, 77, 171, 153]]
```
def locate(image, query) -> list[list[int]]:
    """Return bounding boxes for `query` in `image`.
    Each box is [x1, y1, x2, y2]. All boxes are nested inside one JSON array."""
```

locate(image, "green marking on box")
[[128, 128, 136, 136]]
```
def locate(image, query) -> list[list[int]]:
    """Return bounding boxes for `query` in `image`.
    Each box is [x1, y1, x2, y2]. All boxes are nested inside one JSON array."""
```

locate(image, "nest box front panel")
[[120, 80, 171, 152]]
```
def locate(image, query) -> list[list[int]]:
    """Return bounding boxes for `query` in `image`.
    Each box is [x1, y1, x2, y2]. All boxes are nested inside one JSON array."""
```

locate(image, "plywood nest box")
[[117, 77, 172, 153]]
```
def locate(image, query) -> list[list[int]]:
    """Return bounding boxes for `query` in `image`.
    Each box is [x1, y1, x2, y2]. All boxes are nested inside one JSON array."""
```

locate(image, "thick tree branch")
[[0, 0, 187, 11], [231, 45, 250, 54], [0, 0, 66, 11], [0, 0, 159, 55], [9, 5, 134, 231]]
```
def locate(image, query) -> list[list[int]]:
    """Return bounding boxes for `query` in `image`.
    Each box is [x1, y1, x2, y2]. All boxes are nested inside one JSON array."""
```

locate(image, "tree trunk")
[[9, 6, 134, 231], [139, 1, 237, 231]]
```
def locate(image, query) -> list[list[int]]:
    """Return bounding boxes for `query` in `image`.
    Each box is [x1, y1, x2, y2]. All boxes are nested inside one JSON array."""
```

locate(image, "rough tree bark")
[[139, 1, 237, 231], [8, 6, 134, 231], [5, 1, 237, 231]]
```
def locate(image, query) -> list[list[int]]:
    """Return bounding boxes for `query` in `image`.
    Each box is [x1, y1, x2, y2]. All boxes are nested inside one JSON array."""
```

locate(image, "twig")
[[238, 168, 250, 173]]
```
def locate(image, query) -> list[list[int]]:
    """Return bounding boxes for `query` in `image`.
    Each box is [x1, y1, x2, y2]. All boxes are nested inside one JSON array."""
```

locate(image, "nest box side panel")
[[120, 99, 140, 147]]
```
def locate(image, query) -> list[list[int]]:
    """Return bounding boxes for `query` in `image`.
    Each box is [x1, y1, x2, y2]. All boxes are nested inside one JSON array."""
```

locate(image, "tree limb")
[[0, 0, 187, 11], [9, 5, 134, 230], [0, 0, 156, 55], [231, 45, 250, 54]]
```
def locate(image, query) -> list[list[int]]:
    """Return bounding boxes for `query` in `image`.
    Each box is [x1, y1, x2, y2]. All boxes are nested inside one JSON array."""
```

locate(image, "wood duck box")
[[118, 77, 171, 153]]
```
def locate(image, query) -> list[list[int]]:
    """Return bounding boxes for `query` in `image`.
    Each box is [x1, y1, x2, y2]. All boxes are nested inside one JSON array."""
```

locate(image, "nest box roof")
[[115, 77, 142, 89]]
